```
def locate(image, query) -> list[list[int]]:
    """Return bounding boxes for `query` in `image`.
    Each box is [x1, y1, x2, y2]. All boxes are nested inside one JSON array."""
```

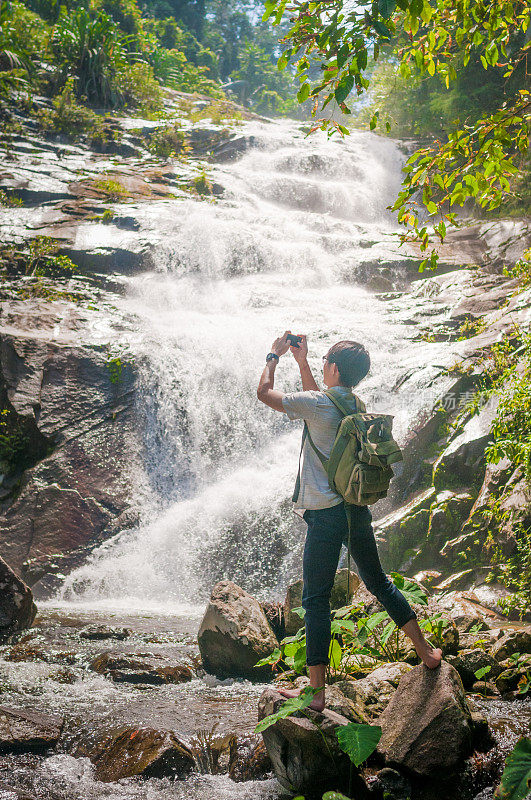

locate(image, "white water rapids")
[[55, 118, 448, 614]]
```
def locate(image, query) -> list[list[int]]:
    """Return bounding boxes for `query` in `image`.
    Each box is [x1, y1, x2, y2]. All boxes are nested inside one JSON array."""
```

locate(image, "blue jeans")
[[301, 502, 417, 666]]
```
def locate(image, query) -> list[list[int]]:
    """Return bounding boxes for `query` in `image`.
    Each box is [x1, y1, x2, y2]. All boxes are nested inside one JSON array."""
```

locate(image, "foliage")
[[255, 573, 436, 679], [192, 170, 213, 196], [254, 685, 320, 733], [51, 6, 128, 106], [495, 737, 531, 800], [92, 177, 130, 201], [262, 0, 530, 269], [37, 79, 106, 140], [503, 249, 531, 290], [0, 189, 22, 206], [0, 1, 34, 97], [114, 61, 164, 114], [190, 99, 242, 123], [229, 39, 297, 114], [336, 722, 382, 767], [147, 123, 187, 158]]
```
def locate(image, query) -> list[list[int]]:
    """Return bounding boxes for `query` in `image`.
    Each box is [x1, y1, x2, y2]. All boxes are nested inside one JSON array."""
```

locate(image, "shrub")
[[190, 99, 242, 124], [114, 61, 163, 115], [147, 123, 187, 159], [0, 189, 22, 207], [91, 177, 129, 201], [37, 79, 105, 140], [51, 7, 127, 107]]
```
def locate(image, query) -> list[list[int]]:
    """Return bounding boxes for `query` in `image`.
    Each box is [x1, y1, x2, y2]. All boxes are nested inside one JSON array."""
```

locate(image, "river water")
[[3, 116, 528, 800]]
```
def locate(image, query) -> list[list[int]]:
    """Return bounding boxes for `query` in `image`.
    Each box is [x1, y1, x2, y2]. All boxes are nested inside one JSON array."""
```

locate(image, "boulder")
[[375, 487, 436, 570], [75, 725, 194, 782], [432, 400, 499, 492], [495, 654, 531, 693], [198, 580, 278, 679], [0, 783, 37, 800], [337, 662, 413, 718], [0, 556, 37, 641], [229, 736, 272, 782], [283, 569, 360, 636], [0, 706, 64, 753], [89, 652, 193, 684], [491, 627, 531, 661], [446, 649, 502, 689], [372, 767, 412, 800], [378, 661, 474, 777], [257, 687, 361, 796], [433, 590, 499, 633]]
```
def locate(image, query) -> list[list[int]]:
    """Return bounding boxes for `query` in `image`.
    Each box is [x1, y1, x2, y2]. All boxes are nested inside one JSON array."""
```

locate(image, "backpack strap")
[[292, 421, 328, 502]]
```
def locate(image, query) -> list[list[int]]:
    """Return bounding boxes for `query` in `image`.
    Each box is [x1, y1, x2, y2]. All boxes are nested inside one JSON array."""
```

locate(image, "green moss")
[[92, 178, 130, 202]]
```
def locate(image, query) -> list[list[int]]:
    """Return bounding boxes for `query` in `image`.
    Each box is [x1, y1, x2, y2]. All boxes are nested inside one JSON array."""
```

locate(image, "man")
[[257, 331, 442, 711]]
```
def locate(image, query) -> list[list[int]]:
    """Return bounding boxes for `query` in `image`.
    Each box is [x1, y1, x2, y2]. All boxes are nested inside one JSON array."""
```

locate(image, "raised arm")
[[257, 331, 291, 412], [290, 335, 319, 391]]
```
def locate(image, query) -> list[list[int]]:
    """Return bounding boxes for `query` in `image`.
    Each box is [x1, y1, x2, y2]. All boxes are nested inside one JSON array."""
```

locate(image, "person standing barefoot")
[[257, 332, 442, 711]]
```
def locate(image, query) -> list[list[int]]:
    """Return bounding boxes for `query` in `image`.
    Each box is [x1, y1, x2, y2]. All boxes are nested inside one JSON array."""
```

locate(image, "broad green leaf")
[[255, 687, 318, 733], [254, 647, 281, 668], [329, 638, 343, 669], [292, 606, 306, 619], [496, 737, 531, 800], [475, 666, 492, 681], [297, 83, 310, 103], [294, 643, 307, 674], [391, 573, 428, 606], [378, 0, 397, 19], [335, 75, 354, 105], [336, 723, 382, 766]]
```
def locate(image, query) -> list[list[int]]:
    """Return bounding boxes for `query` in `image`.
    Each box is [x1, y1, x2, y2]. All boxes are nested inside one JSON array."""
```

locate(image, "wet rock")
[[0, 706, 64, 753], [337, 662, 413, 718], [432, 400, 499, 492], [0, 333, 140, 583], [413, 569, 442, 589], [89, 652, 193, 684], [198, 580, 278, 679], [257, 687, 363, 796], [433, 590, 499, 633], [5, 643, 48, 662], [210, 135, 256, 162], [0, 782, 38, 800], [79, 624, 131, 641], [491, 627, 531, 661], [378, 661, 474, 777], [372, 767, 412, 800], [283, 569, 360, 636], [0, 557, 37, 642], [446, 649, 502, 689], [495, 654, 531, 693], [76, 725, 194, 781], [229, 736, 272, 782], [471, 680, 498, 696], [375, 487, 436, 570]]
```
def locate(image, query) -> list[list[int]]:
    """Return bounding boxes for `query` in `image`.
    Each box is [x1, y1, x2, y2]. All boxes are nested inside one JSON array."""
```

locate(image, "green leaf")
[[378, 0, 397, 19], [294, 643, 307, 674], [336, 723, 382, 766], [474, 666, 492, 680], [254, 687, 318, 733], [254, 648, 281, 667], [335, 75, 354, 105], [329, 638, 343, 669], [292, 607, 306, 619], [297, 83, 310, 103], [391, 573, 428, 606], [496, 737, 531, 800], [426, 200, 438, 214]]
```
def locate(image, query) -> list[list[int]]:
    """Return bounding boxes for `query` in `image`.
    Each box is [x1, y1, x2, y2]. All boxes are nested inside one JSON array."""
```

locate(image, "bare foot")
[[276, 686, 326, 712], [416, 644, 443, 669]]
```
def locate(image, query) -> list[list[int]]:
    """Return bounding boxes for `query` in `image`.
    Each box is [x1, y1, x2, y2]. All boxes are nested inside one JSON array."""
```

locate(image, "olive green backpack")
[[292, 390, 403, 507]]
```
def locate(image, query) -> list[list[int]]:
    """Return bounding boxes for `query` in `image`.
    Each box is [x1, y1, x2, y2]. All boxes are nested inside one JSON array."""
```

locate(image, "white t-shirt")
[[282, 386, 366, 511]]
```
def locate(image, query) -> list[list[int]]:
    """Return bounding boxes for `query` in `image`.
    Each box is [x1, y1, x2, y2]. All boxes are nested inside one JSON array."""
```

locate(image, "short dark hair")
[[326, 341, 370, 387]]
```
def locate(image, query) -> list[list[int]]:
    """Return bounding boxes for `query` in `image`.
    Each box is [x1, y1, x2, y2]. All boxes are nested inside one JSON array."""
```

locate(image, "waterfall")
[[56, 119, 445, 612]]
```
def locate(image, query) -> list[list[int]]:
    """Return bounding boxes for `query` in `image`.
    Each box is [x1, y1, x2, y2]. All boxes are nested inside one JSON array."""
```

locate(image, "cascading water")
[[55, 118, 448, 613]]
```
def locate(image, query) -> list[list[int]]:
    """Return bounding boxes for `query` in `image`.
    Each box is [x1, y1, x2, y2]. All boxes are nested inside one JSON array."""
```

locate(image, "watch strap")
[[266, 352, 279, 362]]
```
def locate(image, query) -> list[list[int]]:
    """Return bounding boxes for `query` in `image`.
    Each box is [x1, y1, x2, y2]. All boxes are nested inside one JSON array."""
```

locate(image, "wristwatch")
[[266, 352, 279, 363]]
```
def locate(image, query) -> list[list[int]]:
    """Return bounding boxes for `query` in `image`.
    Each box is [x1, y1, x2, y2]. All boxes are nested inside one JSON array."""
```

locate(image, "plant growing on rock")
[[37, 79, 106, 141]]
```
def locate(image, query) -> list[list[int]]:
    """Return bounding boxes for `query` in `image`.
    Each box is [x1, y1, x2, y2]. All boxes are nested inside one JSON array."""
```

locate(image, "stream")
[[2, 116, 529, 799]]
